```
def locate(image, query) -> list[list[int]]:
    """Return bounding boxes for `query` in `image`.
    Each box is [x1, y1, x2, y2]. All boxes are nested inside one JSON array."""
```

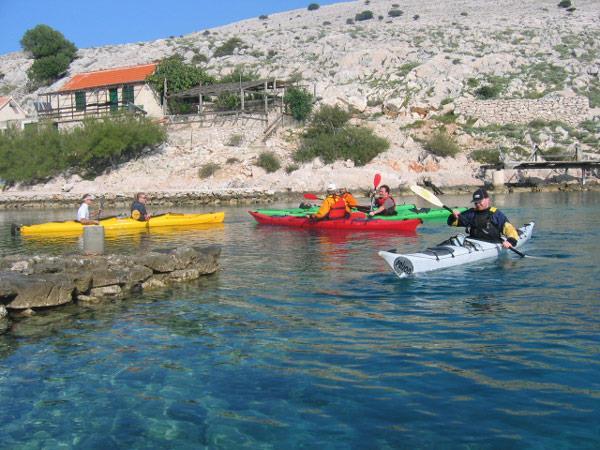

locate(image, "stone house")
[[0, 96, 29, 130], [35, 63, 163, 125]]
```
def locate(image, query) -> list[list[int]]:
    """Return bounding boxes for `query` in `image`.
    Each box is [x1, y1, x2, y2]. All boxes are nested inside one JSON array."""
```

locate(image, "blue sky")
[[0, 0, 342, 55]]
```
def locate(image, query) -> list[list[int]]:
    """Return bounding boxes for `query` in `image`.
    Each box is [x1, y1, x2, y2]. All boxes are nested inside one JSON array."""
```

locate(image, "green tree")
[[21, 24, 77, 85], [283, 87, 313, 121], [21, 24, 76, 59], [146, 55, 215, 112], [147, 55, 214, 96]]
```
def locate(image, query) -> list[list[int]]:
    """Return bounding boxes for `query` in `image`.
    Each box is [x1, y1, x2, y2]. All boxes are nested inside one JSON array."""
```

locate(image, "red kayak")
[[248, 211, 422, 232]]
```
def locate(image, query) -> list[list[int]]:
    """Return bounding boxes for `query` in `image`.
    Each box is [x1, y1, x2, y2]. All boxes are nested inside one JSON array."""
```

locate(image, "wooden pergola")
[[166, 79, 291, 120]]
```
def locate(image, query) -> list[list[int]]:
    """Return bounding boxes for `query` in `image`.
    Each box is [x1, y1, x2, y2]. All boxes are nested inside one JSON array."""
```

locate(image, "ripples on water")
[[0, 192, 598, 448]]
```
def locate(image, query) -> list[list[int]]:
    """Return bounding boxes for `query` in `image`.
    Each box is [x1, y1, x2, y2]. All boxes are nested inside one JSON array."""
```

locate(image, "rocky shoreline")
[[0, 182, 598, 210], [0, 245, 221, 333]]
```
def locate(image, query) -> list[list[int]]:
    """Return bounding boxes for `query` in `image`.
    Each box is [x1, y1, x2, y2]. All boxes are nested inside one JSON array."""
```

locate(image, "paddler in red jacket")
[[308, 183, 351, 220], [369, 185, 397, 216]]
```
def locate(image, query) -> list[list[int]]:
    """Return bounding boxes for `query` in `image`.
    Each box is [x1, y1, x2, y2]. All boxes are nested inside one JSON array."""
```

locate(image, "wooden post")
[[264, 80, 268, 116], [198, 93, 203, 115], [240, 88, 245, 112], [163, 78, 168, 115]]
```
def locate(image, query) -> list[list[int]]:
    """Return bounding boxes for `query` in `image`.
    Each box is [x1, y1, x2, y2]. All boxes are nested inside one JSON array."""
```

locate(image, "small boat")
[[378, 222, 535, 277], [249, 211, 422, 232], [14, 212, 225, 235], [253, 204, 465, 221]]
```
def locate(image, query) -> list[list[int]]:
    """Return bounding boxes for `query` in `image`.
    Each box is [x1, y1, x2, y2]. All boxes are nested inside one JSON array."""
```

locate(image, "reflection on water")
[[0, 193, 599, 448]]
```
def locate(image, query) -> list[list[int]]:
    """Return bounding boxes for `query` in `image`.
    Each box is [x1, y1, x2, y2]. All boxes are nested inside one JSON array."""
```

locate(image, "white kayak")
[[379, 222, 535, 278]]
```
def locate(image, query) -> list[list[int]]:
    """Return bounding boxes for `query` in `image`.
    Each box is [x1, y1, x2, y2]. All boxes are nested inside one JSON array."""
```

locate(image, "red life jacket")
[[376, 195, 397, 215], [328, 196, 348, 219]]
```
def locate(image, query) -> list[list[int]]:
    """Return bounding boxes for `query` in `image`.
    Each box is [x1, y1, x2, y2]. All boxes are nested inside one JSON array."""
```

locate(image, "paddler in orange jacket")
[[339, 187, 359, 209], [308, 183, 352, 220]]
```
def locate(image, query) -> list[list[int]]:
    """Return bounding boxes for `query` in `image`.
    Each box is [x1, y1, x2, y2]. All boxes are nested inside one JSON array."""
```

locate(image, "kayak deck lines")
[[379, 222, 535, 277]]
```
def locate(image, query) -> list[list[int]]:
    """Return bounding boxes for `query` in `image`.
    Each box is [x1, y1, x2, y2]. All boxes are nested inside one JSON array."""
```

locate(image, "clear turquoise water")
[[0, 191, 598, 449]]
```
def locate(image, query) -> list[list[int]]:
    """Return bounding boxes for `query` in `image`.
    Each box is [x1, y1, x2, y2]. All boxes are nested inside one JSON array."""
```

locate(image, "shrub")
[[285, 163, 300, 174], [295, 126, 389, 166], [346, 18, 355, 25], [226, 134, 243, 146], [226, 157, 240, 164], [423, 131, 460, 157], [283, 86, 314, 121], [542, 146, 569, 161], [306, 105, 351, 135], [413, 14, 420, 20], [431, 112, 457, 124], [475, 84, 501, 99], [308, 3, 320, 11], [460, 12, 468, 16], [388, 9, 403, 17], [191, 52, 208, 65], [294, 105, 389, 166], [256, 151, 281, 173], [213, 37, 244, 57], [0, 116, 166, 184], [471, 148, 500, 164], [440, 97, 454, 106], [198, 162, 220, 178], [21, 24, 77, 85], [557, 0, 571, 8], [355, 11, 374, 21], [259, 15, 268, 20]]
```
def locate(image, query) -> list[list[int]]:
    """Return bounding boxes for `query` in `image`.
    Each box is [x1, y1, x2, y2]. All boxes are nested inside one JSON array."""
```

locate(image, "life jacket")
[[376, 195, 397, 215], [327, 195, 349, 219], [467, 207, 501, 242]]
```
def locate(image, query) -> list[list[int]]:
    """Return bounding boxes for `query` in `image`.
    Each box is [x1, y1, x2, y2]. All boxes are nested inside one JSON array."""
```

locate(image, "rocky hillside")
[[0, 0, 598, 197]]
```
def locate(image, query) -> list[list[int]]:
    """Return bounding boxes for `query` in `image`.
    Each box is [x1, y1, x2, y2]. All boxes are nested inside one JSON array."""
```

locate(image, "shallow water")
[[0, 191, 598, 448]]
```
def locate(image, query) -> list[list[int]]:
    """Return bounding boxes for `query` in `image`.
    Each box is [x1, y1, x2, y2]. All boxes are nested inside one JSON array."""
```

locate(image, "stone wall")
[[0, 245, 220, 333], [455, 95, 593, 126]]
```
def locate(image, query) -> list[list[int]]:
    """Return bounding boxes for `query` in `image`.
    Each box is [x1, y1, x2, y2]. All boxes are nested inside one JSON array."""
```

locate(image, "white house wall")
[[0, 101, 27, 130]]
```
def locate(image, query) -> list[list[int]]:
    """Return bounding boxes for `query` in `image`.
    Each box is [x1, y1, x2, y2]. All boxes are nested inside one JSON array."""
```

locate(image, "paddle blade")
[[373, 173, 382, 189], [410, 184, 445, 208], [303, 193, 319, 200]]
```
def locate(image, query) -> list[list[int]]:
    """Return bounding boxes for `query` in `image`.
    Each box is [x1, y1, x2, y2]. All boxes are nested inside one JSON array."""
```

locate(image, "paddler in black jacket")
[[448, 188, 519, 249]]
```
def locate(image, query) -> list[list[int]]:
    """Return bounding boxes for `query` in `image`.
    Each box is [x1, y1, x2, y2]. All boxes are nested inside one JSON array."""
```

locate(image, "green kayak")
[[254, 204, 466, 221]]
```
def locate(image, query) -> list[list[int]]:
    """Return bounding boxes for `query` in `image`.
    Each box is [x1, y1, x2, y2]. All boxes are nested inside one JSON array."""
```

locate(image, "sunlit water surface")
[[0, 191, 598, 449]]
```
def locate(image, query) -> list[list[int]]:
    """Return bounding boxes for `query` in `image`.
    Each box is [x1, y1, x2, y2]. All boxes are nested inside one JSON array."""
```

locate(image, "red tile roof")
[[58, 63, 157, 92], [0, 96, 10, 109]]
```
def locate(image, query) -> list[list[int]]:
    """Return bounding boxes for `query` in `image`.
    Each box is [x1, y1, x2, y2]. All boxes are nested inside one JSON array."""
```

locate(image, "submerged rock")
[[0, 246, 221, 332]]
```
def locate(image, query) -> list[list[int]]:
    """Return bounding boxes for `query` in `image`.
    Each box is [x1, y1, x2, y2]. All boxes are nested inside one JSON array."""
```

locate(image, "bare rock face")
[[0, 246, 221, 327]]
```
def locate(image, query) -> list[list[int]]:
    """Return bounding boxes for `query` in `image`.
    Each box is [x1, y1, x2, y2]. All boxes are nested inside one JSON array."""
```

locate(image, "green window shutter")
[[75, 91, 86, 111], [122, 85, 134, 105], [109, 88, 118, 111]]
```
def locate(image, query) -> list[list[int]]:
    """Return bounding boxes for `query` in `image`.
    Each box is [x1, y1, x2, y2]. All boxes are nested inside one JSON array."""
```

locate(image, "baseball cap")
[[471, 188, 489, 203]]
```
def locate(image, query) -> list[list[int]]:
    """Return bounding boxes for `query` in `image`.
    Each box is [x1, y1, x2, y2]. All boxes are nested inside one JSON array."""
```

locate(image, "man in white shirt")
[[77, 194, 99, 225]]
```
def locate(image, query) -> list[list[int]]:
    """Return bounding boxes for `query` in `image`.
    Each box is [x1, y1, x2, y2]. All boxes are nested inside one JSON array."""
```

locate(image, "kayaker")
[[339, 187, 359, 209], [448, 188, 519, 248], [131, 192, 152, 221], [76, 194, 99, 225], [369, 185, 397, 216], [308, 183, 351, 220]]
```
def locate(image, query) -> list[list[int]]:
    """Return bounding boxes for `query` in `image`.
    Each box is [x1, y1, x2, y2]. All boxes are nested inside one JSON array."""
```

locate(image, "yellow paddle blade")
[[410, 184, 444, 208]]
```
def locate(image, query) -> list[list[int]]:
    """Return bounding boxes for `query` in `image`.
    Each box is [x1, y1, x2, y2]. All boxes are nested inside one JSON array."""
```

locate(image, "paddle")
[[409, 184, 526, 258], [303, 193, 322, 201]]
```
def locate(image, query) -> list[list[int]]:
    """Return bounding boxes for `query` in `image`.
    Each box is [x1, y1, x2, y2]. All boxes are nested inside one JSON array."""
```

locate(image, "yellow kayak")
[[16, 212, 225, 235]]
